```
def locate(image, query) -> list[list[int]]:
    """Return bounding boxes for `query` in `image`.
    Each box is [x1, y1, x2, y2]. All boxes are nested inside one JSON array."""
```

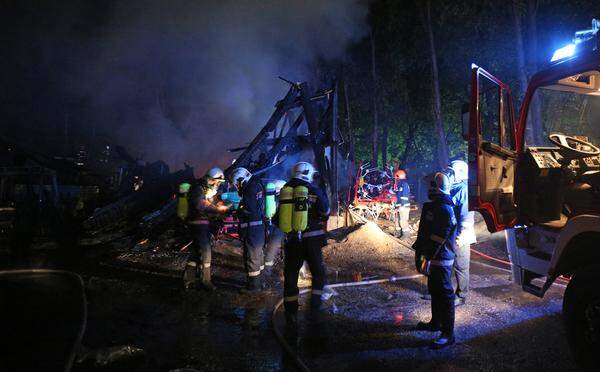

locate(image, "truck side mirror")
[[461, 103, 470, 141]]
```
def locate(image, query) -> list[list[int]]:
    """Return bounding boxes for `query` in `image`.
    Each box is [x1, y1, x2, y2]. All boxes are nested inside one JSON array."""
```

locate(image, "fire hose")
[[469, 247, 570, 284], [271, 274, 423, 372], [349, 210, 570, 285]]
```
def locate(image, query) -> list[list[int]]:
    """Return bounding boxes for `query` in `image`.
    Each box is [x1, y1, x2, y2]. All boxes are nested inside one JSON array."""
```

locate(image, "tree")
[[381, 110, 388, 167], [342, 67, 355, 163], [399, 76, 416, 167], [369, 26, 379, 167], [512, 0, 543, 145], [527, 0, 543, 144], [424, 0, 449, 169]]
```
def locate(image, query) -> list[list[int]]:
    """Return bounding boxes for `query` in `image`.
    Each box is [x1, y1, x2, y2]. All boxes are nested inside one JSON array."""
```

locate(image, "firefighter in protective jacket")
[[413, 172, 458, 349], [184, 167, 230, 291], [447, 160, 476, 305], [279, 162, 330, 327], [230, 167, 268, 293], [393, 169, 411, 237]]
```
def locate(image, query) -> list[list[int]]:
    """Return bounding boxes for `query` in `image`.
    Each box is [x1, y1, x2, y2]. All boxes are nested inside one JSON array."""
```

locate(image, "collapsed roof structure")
[[226, 78, 352, 214]]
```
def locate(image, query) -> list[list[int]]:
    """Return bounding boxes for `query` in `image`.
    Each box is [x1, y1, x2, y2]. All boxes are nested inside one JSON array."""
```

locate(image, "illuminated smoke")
[[78, 0, 368, 174]]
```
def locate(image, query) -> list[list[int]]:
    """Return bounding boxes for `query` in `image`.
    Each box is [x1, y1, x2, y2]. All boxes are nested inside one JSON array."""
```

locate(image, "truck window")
[[502, 90, 515, 149], [526, 87, 600, 147], [479, 77, 501, 145]]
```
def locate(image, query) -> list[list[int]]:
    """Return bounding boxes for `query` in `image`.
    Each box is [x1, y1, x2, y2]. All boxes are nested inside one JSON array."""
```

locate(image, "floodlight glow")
[[551, 43, 576, 62]]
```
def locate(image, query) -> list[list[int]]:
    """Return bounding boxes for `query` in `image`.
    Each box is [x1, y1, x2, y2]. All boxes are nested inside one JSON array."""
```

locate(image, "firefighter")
[[230, 167, 268, 293], [184, 167, 229, 291], [413, 172, 458, 349], [393, 169, 411, 237], [447, 160, 476, 306], [279, 162, 330, 327]]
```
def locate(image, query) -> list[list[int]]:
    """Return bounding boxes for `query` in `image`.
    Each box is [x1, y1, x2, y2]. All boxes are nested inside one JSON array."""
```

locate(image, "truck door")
[[468, 65, 518, 232]]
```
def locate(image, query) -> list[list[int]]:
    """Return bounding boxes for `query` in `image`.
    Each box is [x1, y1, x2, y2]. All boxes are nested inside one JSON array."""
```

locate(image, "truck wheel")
[[563, 265, 600, 368]]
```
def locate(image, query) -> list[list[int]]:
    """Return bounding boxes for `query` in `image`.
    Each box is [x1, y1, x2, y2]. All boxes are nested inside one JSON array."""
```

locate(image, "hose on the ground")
[[271, 274, 423, 372], [349, 210, 570, 284]]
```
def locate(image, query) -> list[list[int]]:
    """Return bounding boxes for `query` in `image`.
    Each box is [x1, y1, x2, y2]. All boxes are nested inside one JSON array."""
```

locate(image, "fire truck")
[[466, 20, 600, 365]]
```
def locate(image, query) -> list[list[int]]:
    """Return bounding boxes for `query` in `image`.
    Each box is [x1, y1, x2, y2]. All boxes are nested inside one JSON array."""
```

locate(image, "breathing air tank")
[[278, 186, 294, 233], [177, 183, 191, 221], [292, 185, 308, 232], [265, 182, 277, 221]]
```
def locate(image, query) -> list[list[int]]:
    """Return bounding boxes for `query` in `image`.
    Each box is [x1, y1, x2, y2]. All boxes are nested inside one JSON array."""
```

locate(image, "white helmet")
[[205, 167, 225, 181], [427, 172, 451, 196], [229, 167, 252, 190], [448, 160, 468, 183], [292, 162, 316, 182]]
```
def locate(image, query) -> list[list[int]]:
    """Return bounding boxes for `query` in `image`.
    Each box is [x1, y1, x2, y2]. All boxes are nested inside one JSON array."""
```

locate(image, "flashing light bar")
[[550, 19, 599, 62], [551, 43, 577, 62]]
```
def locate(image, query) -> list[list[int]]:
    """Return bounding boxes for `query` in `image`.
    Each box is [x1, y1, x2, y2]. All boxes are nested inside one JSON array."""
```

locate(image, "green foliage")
[[342, 0, 596, 173]]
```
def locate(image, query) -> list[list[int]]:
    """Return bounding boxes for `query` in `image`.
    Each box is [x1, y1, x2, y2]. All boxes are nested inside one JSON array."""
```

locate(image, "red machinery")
[[353, 162, 396, 204], [351, 162, 398, 221]]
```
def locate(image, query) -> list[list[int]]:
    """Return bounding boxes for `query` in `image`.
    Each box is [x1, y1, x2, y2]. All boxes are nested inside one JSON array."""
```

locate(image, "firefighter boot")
[[263, 264, 274, 277], [240, 275, 263, 294], [416, 321, 441, 332], [307, 293, 323, 324], [285, 310, 298, 328], [183, 261, 197, 290], [431, 333, 455, 349], [201, 266, 216, 292]]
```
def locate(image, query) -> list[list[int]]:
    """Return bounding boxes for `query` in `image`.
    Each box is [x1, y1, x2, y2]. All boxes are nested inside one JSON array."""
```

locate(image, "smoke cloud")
[[1, 1, 367, 176]]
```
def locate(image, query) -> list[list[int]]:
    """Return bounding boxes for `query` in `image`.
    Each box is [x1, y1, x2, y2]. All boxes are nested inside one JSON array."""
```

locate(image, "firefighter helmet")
[[229, 167, 252, 190], [205, 167, 225, 181], [428, 172, 451, 196], [448, 160, 468, 183], [291, 162, 316, 182], [394, 169, 407, 180]]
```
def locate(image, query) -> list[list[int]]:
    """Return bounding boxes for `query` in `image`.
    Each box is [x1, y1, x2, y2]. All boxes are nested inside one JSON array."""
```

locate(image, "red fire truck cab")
[[466, 19, 600, 365]]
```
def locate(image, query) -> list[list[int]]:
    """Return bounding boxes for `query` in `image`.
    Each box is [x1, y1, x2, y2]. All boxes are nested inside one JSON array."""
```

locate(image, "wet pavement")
[[276, 262, 573, 371], [78, 271, 287, 371], [1, 223, 577, 371]]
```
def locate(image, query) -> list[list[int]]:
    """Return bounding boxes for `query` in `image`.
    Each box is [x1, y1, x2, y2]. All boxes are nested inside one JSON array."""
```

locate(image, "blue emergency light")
[[551, 19, 599, 62], [551, 43, 576, 62]]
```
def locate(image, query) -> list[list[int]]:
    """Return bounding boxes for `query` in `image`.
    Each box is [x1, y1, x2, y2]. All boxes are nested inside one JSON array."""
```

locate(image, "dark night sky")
[[0, 0, 368, 174]]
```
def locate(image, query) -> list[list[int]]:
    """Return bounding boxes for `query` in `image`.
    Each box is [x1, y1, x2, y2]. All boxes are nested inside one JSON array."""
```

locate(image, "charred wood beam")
[[228, 146, 248, 153], [299, 82, 330, 193], [331, 83, 339, 214], [262, 113, 305, 166]]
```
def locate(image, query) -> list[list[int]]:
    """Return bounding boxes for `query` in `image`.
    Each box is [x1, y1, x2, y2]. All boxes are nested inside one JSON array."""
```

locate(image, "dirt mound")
[[324, 221, 414, 276]]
